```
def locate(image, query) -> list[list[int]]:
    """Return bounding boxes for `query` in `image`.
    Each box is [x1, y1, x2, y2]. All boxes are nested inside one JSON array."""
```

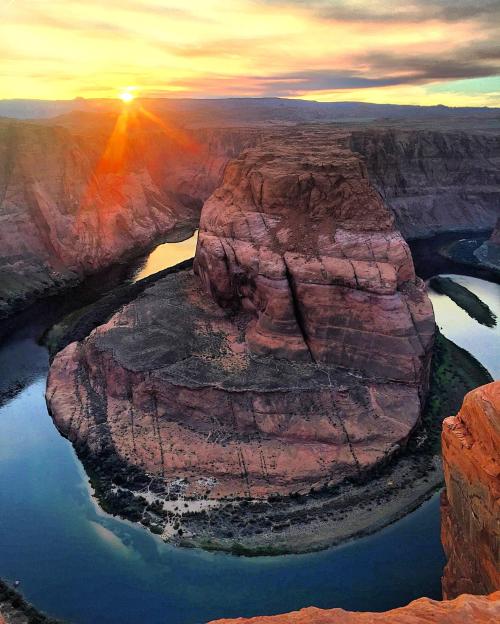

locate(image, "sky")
[[1, 0, 499, 105]]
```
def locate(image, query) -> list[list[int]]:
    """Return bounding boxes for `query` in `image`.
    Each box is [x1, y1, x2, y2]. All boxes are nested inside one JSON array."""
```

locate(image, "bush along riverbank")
[[62, 328, 492, 555]]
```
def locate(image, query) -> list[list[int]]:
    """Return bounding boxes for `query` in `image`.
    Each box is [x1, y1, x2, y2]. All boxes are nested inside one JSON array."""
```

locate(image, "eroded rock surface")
[[195, 130, 434, 383], [208, 592, 500, 624], [474, 218, 500, 271], [351, 129, 500, 239], [0, 114, 261, 316], [441, 381, 500, 599], [47, 128, 434, 542]]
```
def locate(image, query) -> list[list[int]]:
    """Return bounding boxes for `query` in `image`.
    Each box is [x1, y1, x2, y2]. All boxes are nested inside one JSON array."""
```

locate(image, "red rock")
[[441, 381, 500, 599], [195, 129, 434, 384], [208, 592, 500, 624], [0, 114, 261, 315], [350, 129, 500, 239], [47, 129, 434, 510]]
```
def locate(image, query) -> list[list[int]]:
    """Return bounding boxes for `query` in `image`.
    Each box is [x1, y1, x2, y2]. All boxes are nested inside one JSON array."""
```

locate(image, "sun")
[[119, 90, 135, 103]]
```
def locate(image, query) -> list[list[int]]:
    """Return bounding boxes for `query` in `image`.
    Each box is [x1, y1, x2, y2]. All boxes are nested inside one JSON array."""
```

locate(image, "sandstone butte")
[[47, 128, 435, 502], [207, 592, 500, 624], [441, 381, 500, 599]]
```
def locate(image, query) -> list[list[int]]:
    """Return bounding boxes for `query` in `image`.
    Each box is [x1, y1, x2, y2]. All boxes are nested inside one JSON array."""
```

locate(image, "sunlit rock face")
[[208, 592, 500, 624], [47, 128, 434, 503], [0, 114, 261, 316], [195, 129, 434, 385], [441, 381, 500, 599], [350, 129, 500, 239]]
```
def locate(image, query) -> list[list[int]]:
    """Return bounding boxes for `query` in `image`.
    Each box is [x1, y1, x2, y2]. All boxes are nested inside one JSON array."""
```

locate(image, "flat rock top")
[[93, 269, 374, 394]]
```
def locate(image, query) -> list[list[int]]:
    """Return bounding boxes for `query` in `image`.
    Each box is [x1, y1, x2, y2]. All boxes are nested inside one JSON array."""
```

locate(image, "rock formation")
[[441, 381, 500, 599], [47, 128, 434, 520], [0, 113, 261, 316], [207, 592, 500, 624], [474, 217, 500, 271], [3, 113, 499, 316], [195, 129, 434, 381], [350, 129, 500, 239]]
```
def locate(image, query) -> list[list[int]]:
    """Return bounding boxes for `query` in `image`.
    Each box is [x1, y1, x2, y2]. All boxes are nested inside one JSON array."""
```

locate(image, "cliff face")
[[441, 381, 500, 599], [0, 114, 260, 316], [47, 129, 434, 514], [195, 129, 434, 384], [474, 217, 500, 271], [207, 592, 500, 624], [350, 130, 500, 239]]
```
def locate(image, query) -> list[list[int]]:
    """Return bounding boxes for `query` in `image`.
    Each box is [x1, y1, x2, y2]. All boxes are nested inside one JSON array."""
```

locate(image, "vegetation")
[[72, 331, 493, 555], [411, 330, 493, 456]]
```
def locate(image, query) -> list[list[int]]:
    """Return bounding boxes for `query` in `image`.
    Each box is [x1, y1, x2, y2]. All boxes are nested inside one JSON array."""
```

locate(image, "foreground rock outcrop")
[[441, 381, 500, 599], [208, 592, 500, 624], [351, 129, 500, 239], [47, 128, 434, 545], [0, 113, 261, 316]]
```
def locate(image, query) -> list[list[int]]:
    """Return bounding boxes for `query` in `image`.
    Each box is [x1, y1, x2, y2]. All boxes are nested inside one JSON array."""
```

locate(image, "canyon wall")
[[441, 381, 500, 599], [208, 592, 500, 624], [474, 217, 500, 271], [0, 113, 261, 316], [350, 130, 500, 239], [3, 116, 499, 317], [47, 129, 434, 522]]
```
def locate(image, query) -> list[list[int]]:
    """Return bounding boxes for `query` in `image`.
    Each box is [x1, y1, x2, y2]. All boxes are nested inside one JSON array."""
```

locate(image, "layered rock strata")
[[47, 129, 434, 531], [208, 592, 500, 624], [350, 129, 500, 239], [0, 114, 261, 316], [441, 381, 500, 599]]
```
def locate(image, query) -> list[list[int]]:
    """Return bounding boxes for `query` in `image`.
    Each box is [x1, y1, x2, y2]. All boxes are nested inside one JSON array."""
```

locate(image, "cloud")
[[362, 44, 500, 82], [260, 0, 500, 24], [239, 42, 500, 97]]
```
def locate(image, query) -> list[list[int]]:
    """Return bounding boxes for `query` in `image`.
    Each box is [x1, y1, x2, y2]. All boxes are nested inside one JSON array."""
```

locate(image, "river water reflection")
[[3, 262, 496, 623]]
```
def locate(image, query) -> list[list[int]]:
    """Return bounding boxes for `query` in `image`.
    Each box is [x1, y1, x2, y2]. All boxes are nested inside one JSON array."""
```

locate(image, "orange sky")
[[1, 0, 499, 105]]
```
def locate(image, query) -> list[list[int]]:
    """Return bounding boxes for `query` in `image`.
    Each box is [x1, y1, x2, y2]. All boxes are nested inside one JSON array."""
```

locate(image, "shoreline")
[[71, 331, 492, 555], [0, 579, 62, 624], [39, 230, 497, 557], [0, 222, 198, 323]]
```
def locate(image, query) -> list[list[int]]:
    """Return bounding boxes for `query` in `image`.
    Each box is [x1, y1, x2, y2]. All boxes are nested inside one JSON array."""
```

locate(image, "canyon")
[[1, 105, 499, 319], [0, 112, 262, 317], [0, 103, 497, 622], [47, 126, 436, 548]]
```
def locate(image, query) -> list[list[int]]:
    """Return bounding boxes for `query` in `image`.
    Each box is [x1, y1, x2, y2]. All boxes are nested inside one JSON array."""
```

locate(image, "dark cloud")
[[359, 44, 500, 82], [255, 71, 402, 95], [248, 43, 500, 96], [260, 0, 500, 24]]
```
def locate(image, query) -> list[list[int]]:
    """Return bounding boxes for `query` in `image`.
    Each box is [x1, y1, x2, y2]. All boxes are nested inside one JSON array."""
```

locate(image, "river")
[[0, 235, 497, 624]]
